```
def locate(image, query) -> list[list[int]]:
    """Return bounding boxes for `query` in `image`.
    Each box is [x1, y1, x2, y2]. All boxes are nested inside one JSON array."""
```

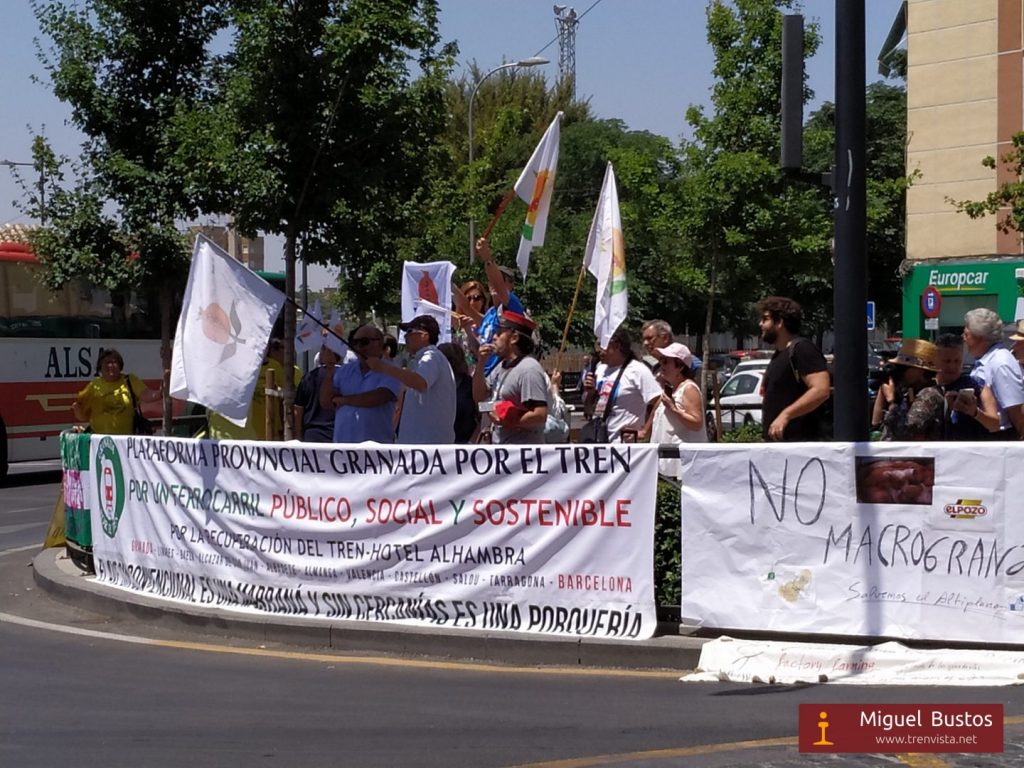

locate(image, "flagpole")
[[555, 260, 588, 371], [283, 295, 364, 360], [480, 186, 518, 242]]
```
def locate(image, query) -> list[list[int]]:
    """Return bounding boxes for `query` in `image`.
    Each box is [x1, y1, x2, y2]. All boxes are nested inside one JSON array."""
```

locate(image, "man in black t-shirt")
[[757, 296, 831, 441]]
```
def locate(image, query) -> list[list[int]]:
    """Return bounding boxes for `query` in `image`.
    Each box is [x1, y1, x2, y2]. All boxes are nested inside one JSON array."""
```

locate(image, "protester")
[[319, 324, 401, 443], [756, 296, 830, 441], [293, 343, 340, 442], [439, 342, 479, 443], [932, 333, 992, 440], [650, 342, 707, 478], [383, 333, 399, 361], [582, 326, 661, 443], [455, 237, 526, 376], [872, 339, 945, 441], [472, 309, 548, 444], [366, 315, 456, 444], [959, 308, 1024, 438], [641, 319, 673, 371], [72, 347, 161, 434], [1010, 320, 1024, 368]]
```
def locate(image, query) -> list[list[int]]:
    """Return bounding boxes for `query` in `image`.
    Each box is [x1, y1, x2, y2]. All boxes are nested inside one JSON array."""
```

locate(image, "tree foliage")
[[951, 131, 1024, 237]]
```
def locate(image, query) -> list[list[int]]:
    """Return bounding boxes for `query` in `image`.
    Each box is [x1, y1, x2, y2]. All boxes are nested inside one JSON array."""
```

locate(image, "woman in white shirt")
[[650, 342, 707, 478]]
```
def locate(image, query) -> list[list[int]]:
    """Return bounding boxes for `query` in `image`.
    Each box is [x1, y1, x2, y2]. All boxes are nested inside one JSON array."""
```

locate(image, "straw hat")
[[1009, 319, 1024, 342], [891, 338, 939, 372]]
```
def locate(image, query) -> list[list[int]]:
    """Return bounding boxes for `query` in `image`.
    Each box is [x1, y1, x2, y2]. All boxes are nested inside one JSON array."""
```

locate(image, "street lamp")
[[1, 159, 46, 226], [467, 56, 549, 261]]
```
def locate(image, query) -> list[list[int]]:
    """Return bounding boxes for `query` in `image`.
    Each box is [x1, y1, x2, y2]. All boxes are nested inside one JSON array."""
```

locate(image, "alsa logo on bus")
[[927, 269, 989, 291], [45, 346, 102, 379]]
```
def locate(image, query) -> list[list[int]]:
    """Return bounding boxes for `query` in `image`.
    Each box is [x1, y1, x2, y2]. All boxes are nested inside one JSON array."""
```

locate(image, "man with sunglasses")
[[364, 314, 456, 444], [319, 324, 401, 443]]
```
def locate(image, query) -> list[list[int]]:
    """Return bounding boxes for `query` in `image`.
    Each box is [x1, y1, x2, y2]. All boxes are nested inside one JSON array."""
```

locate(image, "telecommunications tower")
[[553, 5, 578, 96]]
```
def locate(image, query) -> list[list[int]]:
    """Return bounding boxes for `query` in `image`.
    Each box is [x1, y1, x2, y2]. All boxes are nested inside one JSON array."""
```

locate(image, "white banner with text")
[[86, 437, 658, 639], [680, 442, 1024, 644]]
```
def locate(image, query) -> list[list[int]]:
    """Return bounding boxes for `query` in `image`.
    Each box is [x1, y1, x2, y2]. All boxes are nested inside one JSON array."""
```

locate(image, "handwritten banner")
[[679, 442, 1024, 644], [83, 436, 658, 639]]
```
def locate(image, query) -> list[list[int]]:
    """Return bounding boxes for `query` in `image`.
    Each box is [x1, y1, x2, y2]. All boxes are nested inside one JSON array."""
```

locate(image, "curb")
[[32, 548, 706, 671]]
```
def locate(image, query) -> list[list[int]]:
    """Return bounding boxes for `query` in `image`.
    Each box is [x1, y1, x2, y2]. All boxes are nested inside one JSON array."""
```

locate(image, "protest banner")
[[82, 437, 659, 639], [679, 441, 1024, 644]]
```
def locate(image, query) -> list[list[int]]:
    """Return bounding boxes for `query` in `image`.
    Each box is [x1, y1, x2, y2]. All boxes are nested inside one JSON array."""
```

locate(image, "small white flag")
[[322, 309, 349, 358], [514, 112, 563, 279], [583, 163, 628, 349], [169, 234, 285, 426], [295, 300, 322, 353], [401, 260, 455, 343]]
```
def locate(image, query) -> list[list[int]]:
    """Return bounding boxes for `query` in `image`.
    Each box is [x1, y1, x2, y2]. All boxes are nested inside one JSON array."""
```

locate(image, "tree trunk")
[[282, 228, 297, 441], [159, 281, 173, 435]]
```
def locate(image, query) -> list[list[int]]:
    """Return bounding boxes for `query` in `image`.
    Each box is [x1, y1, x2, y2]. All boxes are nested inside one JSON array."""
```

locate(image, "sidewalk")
[[32, 547, 708, 671]]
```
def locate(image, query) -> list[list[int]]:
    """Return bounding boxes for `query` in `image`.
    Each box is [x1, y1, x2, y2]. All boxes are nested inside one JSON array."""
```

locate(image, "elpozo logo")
[[943, 498, 987, 520], [95, 436, 126, 538]]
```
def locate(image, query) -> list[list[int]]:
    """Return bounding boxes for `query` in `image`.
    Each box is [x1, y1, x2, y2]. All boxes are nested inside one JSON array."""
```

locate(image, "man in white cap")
[[367, 314, 456, 444]]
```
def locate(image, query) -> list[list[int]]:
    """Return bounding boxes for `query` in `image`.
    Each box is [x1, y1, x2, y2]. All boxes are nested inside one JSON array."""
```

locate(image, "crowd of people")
[[73, 242, 1024, 473]]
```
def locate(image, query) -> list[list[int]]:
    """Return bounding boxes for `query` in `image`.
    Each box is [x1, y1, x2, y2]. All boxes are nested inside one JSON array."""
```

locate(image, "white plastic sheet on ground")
[[681, 636, 1024, 686]]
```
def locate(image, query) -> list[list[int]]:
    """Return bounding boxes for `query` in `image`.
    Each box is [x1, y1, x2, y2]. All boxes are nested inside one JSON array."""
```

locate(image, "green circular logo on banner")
[[95, 436, 126, 538]]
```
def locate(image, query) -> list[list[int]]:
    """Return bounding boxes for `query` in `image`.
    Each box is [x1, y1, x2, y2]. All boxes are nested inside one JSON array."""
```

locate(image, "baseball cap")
[[497, 309, 537, 334], [398, 314, 440, 340], [497, 264, 517, 281], [654, 342, 694, 368]]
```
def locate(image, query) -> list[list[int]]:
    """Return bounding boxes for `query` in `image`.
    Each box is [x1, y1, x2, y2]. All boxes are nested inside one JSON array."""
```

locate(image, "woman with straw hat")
[[873, 338, 945, 441]]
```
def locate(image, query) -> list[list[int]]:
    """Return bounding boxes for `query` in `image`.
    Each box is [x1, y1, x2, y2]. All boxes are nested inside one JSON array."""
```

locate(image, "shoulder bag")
[[579, 361, 630, 443], [127, 377, 155, 436]]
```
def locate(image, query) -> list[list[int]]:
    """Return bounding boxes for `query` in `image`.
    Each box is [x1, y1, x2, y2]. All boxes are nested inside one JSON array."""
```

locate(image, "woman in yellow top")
[[72, 348, 162, 434]]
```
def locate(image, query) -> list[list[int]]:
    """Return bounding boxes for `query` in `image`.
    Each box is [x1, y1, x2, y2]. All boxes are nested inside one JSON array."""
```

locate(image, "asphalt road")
[[5, 470, 1024, 767]]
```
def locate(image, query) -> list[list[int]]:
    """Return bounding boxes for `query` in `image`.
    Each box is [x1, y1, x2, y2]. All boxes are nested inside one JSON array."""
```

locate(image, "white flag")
[[169, 234, 285, 426], [514, 112, 563, 279], [322, 308, 350, 359], [583, 163, 628, 349], [294, 300, 322, 353], [401, 260, 455, 343]]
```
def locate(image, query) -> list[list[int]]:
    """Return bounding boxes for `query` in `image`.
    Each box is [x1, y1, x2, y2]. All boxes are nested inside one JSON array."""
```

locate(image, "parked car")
[[708, 368, 765, 433]]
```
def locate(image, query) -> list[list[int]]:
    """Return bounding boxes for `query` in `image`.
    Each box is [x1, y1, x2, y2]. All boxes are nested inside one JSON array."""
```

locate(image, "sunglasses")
[[352, 337, 380, 347], [467, 294, 485, 302]]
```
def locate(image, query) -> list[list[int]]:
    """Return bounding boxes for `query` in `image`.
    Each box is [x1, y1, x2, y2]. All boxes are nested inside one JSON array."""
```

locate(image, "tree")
[[951, 132, 1024, 236], [31, 0, 227, 431], [675, 0, 828, 376], [195, 0, 454, 437]]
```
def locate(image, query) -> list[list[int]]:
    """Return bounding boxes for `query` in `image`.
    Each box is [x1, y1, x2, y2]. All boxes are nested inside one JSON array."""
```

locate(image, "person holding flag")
[[514, 112, 562, 279]]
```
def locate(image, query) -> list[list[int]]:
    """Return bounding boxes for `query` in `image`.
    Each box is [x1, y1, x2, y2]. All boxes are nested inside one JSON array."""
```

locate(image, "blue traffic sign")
[[867, 300, 875, 331]]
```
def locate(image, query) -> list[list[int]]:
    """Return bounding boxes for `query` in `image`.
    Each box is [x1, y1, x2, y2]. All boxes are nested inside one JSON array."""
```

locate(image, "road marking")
[[507, 737, 798, 767], [0, 610, 684, 679], [0, 522, 46, 535], [0, 544, 42, 557], [508, 715, 1024, 767]]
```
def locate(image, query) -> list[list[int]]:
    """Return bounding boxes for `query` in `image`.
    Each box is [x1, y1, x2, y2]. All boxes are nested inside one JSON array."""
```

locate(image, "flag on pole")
[[514, 111, 563, 279], [583, 162, 628, 349], [169, 234, 285, 426], [295, 300, 322, 353], [401, 260, 455, 343]]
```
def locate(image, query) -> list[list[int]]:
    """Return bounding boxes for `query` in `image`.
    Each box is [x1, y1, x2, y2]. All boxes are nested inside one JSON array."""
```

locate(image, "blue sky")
[[0, 0, 902, 286]]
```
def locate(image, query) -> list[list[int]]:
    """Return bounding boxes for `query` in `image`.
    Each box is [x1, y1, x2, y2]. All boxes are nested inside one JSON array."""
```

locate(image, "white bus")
[[0, 237, 166, 479]]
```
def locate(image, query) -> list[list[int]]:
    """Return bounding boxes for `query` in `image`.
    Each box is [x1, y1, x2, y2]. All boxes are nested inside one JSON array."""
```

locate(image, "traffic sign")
[[921, 285, 942, 319], [867, 300, 875, 331]]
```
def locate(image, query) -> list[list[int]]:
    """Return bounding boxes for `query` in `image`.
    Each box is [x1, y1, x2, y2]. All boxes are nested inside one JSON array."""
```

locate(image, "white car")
[[711, 368, 765, 432]]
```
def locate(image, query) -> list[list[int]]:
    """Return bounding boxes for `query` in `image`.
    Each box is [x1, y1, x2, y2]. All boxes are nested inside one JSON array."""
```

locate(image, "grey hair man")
[[962, 308, 1024, 438]]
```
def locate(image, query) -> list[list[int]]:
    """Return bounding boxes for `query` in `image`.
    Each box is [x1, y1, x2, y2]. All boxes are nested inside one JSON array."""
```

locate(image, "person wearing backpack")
[[756, 296, 831, 442]]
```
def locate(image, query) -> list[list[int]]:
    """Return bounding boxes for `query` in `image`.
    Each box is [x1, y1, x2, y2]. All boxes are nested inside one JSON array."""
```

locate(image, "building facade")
[[904, 0, 1024, 335]]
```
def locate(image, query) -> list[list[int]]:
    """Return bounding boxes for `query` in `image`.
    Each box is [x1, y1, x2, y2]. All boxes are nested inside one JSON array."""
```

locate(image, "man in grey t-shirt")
[[473, 309, 548, 444]]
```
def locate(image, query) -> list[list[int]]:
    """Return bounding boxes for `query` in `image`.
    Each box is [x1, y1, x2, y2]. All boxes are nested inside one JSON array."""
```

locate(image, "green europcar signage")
[[902, 260, 1024, 338]]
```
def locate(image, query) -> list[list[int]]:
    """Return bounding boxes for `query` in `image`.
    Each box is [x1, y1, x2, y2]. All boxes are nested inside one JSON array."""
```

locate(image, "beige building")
[[190, 224, 265, 271], [903, 0, 1024, 334]]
